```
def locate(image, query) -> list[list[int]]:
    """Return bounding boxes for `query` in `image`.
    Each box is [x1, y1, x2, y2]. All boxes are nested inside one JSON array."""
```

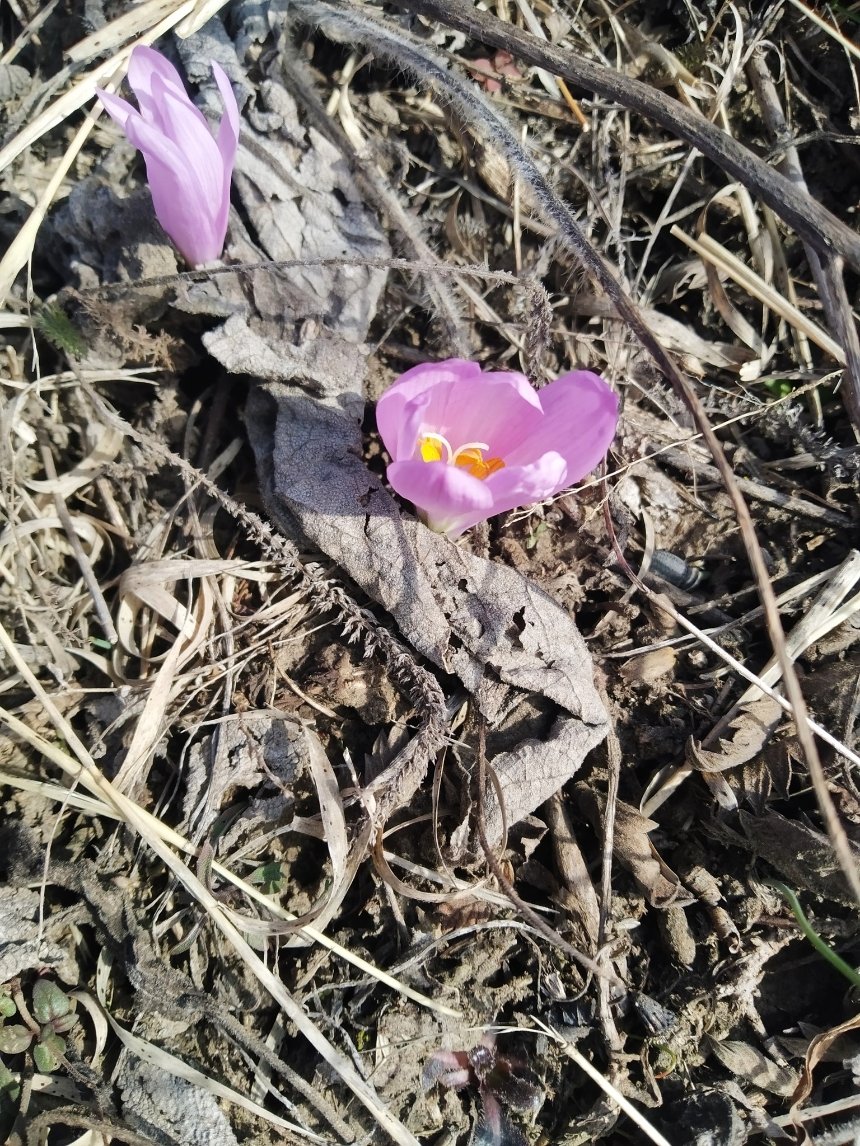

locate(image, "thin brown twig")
[[658, 446, 849, 526]]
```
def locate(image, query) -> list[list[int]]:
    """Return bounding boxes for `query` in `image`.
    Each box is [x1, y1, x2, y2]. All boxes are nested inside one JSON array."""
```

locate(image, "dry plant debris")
[[1, 1, 860, 1144]]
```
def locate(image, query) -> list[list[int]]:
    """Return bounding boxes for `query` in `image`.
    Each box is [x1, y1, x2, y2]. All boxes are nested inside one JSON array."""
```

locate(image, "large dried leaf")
[[0, 888, 78, 985], [243, 373, 607, 833]]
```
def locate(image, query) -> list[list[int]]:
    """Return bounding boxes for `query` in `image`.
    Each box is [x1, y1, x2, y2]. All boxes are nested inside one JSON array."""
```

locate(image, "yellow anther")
[[419, 432, 452, 463], [418, 433, 505, 480]]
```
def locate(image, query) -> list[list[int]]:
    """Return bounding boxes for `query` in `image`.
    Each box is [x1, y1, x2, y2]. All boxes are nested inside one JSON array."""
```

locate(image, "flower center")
[[418, 432, 505, 480]]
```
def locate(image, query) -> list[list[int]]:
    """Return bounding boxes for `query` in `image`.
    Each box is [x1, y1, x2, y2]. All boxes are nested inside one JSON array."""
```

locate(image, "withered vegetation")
[[1, 2, 859, 1145]]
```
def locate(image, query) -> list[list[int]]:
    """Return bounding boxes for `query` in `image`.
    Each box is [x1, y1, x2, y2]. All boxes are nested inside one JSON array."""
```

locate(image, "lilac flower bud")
[[97, 45, 239, 267], [376, 359, 619, 538]]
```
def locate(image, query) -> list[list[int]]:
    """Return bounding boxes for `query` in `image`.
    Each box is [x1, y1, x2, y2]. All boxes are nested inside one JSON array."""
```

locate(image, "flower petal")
[[505, 369, 618, 481], [127, 45, 197, 128], [99, 47, 235, 266], [96, 88, 135, 130], [387, 459, 494, 536], [377, 359, 544, 461], [211, 62, 239, 237], [380, 359, 483, 400], [394, 391, 434, 461], [150, 73, 224, 207], [376, 361, 480, 460], [483, 452, 569, 516], [125, 116, 223, 265]]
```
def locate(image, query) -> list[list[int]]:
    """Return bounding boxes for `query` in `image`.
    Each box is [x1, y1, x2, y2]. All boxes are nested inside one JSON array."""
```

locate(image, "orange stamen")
[[454, 449, 505, 480], [418, 432, 505, 480]]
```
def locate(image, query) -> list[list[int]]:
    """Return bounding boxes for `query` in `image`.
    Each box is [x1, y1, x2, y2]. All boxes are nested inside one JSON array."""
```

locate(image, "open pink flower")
[[97, 45, 239, 267], [376, 359, 618, 538]]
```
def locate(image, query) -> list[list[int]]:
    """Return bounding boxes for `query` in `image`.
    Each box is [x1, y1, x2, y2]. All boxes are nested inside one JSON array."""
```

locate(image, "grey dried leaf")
[[708, 1037, 799, 1098], [181, 713, 304, 833], [118, 1056, 239, 1146], [247, 381, 608, 832], [663, 1088, 747, 1146], [739, 809, 860, 905], [199, 55, 390, 341], [0, 888, 77, 985], [0, 62, 31, 104], [688, 694, 784, 774]]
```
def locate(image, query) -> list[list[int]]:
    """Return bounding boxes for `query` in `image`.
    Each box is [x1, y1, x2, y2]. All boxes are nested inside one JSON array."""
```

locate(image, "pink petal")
[[387, 459, 494, 537], [100, 47, 235, 266], [376, 360, 480, 458], [380, 359, 485, 404], [211, 62, 239, 236], [504, 369, 618, 480], [395, 390, 434, 461], [151, 73, 224, 206], [125, 117, 223, 265], [377, 360, 544, 461], [127, 45, 194, 126], [483, 452, 568, 515], [96, 88, 134, 130]]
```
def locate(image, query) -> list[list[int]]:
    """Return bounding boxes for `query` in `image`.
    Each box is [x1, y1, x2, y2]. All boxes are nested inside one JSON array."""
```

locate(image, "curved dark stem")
[[385, 0, 860, 274]]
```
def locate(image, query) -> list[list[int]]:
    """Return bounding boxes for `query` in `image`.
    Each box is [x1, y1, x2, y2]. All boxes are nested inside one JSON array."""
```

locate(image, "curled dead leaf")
[[574, 785, 689, 908]]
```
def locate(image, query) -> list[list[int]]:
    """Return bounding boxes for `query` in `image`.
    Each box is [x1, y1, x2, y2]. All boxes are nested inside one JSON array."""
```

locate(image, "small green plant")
[[249, 860, 286, 896], [35, 302, 87, 359], [762, 377, 794, 400], [768, 880, 860, 989], [0, 977, 79, 1074], [525, 519, 547, 550]]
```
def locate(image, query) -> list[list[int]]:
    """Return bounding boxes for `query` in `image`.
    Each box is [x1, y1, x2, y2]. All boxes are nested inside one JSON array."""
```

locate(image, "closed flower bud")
[[97, 45, 239, 267]]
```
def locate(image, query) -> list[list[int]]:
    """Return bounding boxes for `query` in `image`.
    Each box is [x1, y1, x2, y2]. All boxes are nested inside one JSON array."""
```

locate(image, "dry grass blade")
[[671, 226, 846, 364], [0, 767, 461, 1019], [785, 0, 860, 64], [0, 622, 425, 1145], [96, 957, 327, 1142], [392, 0, 860, 271], [524, 1019, 674, 1146]]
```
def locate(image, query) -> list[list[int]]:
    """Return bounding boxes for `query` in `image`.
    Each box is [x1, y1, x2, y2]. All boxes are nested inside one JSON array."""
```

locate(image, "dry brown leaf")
[[739, 809, 860, 905], [708, 1037, 799, 1098], [688, 694, 784, 774], [574, 784, 687, 908], [791, 1012, 860, 1111]]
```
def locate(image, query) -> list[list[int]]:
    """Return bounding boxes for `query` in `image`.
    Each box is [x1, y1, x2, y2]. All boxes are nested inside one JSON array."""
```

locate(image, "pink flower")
[[376, 359, 618, 538], [469, 51, 523, 93], [97, 45, 239, 267]]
